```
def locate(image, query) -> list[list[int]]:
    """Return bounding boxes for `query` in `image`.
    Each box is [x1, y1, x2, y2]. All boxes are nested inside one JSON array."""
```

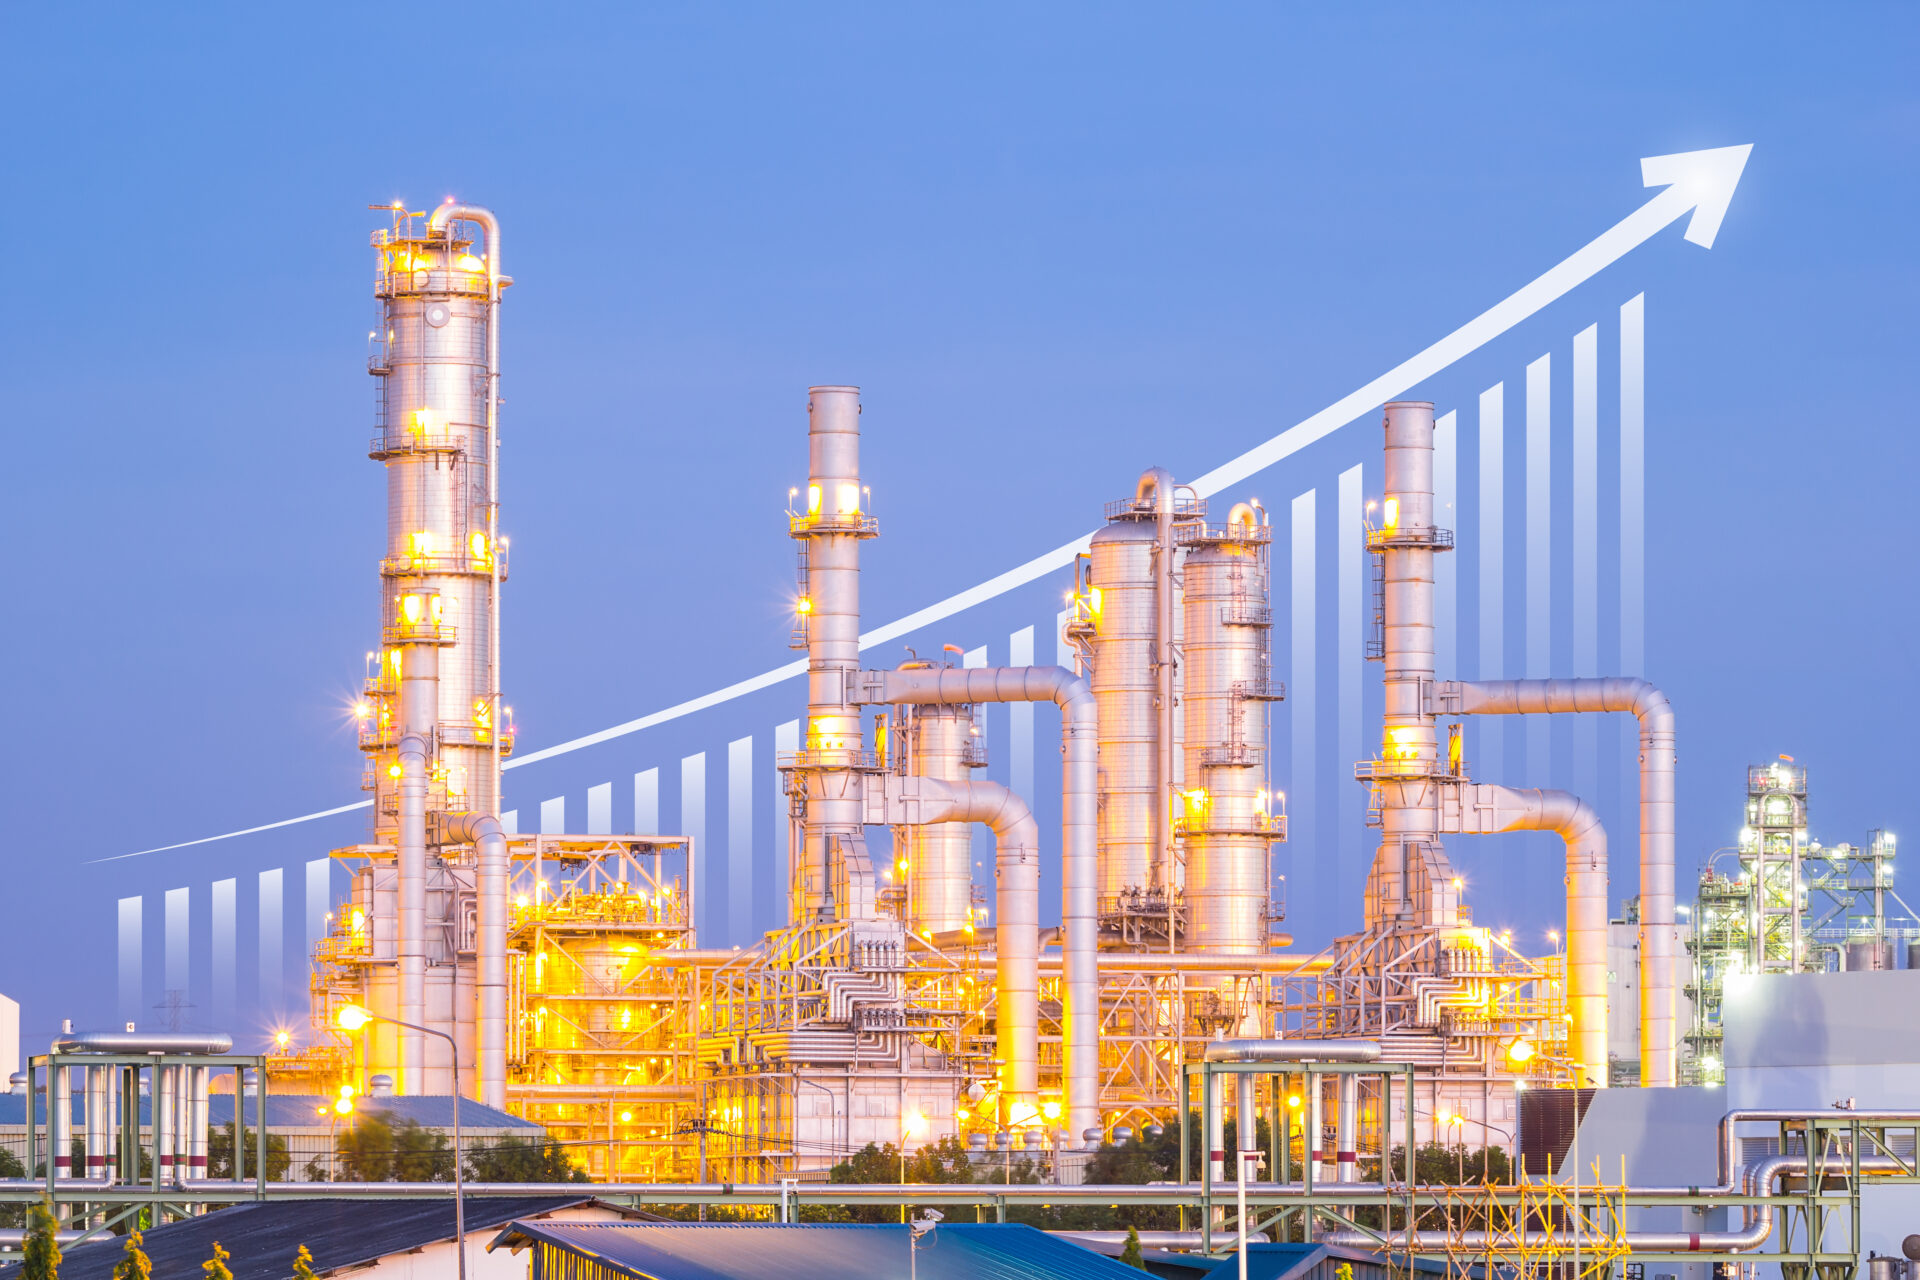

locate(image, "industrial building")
[[11, 201, 1914, 1275], [281, 205, 1655, 1176]]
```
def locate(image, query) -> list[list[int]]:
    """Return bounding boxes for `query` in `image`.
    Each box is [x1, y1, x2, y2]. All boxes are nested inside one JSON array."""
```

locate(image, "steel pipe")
[[426, 201, 506, 824], [888, 776, 1041, 1117], [443, 812, 508, 1108], [1203, 1039, 1381, 1063], [396, 730, 430, 1092], [1448, 784, 1608, 1084], [857, 663, 1099, 1135], [1320, 1153, 1908, 1253], [1441, 676, 1677, 1086], [51, 1031, 235, 1055]]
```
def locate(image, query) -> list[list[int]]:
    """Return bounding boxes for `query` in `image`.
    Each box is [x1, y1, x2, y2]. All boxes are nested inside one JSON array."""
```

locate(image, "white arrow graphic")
[[105, 144, 1751, 861]]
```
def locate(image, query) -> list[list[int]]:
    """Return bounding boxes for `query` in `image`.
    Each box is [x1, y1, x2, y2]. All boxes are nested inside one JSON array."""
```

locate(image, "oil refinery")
[[7, 199, 1918, 1276]]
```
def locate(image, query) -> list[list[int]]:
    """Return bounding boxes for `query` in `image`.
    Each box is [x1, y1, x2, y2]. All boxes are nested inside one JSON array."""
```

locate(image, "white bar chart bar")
[[540, 796, 566, 835], [1478, 384, 1505, 785], [165, 887, 189, 1004], [1621, 293, 1645, 676], [258, 869, 283, 1010], [634, 769, 660, 835], [1289, 490, 1317, 909], [211, 878, 236, 1029], [1525, 354, 1552, 785], [1572, 323, 1599, 800], [587, 782, 613, 834], [1009, 625, 1035, 803], [774, 720, 799, 921], [118, 896, 142, 1024], [1337, 465, 1363, 874], [305, 859, 331, 967], [1434, 411, 1457, 681], [728, 735, 753, 942], [501, 809, 519, 835], [681, 752, 708, 936]]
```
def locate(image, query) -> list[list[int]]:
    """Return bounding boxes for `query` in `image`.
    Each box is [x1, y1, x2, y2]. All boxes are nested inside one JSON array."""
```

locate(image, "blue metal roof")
[[0, 1197, 607, 1280], [492, 1221, 1149, 1280]]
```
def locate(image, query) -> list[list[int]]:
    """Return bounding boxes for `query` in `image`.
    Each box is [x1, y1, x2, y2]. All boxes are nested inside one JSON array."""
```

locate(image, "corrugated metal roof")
[[494, 1221, 1148, 1280], [0, 1197, 609, 1280]]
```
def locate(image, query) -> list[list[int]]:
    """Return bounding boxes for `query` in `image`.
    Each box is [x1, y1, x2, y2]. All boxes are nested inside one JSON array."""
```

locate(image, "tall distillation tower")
[[350, 202, 510, 1094]]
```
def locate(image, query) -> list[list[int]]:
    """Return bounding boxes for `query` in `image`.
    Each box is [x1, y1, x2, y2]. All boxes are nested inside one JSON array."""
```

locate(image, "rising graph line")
[[102, 145, 1751, 862]]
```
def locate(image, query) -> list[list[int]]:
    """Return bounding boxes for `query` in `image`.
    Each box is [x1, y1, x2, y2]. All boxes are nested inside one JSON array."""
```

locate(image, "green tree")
[[291, 1244, 317, 1280], [112, 1230, 152, 1280], [335, 1114, 394, 1182], [1119, 1225, 1146, 1270], [0, 1149, 25, 1228], [335, 1114, 456, 1181], [23, 1197, 62, 1280], [391, 1119, 453, 1182], [466, 1137, 587, 1184], [202, 1241, 232, 1280], [207, 1128, 291, 1181], [827, 1143, 905, 1223]]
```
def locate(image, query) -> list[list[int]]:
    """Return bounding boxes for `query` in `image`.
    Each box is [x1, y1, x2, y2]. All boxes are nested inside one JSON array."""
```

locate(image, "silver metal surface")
[[442, 811, 509, 1108], [1446, 783, 1609, 1082], [51, 1031, 235, 1054], [858, 663, 1100, 1136], [790, 386, 878, 923], [1179, 502, 1278, 965], [1086, 517, 1159, 901], [1440, 675, 1677, 1086], [1201, 1039, 1381, 1063], [894, 667, 978, 935]]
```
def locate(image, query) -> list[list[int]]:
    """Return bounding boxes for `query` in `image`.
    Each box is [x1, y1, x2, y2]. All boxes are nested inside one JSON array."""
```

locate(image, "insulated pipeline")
[[443, 811, 508, 1108], [859, 663, 1100, 1136], [1442, 676, 1677, 1087], [1451, 784, 1608, 1084], [895, 777, 1042, 1116], [395, 730, 431, 1094]]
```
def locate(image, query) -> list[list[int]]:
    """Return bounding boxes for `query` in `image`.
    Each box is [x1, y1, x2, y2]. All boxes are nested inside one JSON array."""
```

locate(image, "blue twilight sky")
[[1, 4, 1915, 1048]]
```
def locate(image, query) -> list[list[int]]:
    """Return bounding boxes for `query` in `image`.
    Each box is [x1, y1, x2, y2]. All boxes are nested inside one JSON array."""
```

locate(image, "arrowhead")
[[1640, 144, 1753, 248]]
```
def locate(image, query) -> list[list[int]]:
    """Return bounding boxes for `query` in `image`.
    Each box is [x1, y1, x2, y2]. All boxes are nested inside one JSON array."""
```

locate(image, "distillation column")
[[1365, 400, 1610, 1086], [788, 386, 881, 922], [1179, 505, 1284, 998], [356, 203, 508, 1094]]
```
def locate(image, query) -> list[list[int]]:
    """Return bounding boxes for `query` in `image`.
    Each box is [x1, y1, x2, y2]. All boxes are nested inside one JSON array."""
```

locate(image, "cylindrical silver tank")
[[364, 218, 507, 823], [897, 662, 980, 934], [1846, 941, 1892, 972], [1178, 506, 1278, 957], [792, 387, 878, 921], [1087, 518, 1159, 904]]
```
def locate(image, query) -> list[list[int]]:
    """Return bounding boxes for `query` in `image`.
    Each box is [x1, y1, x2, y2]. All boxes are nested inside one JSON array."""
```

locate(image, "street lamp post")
[[337, 1005, 466, 1280]]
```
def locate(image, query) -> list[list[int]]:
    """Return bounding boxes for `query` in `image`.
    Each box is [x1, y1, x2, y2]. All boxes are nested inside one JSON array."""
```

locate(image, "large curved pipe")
[[1443, 677, 1676, 1086], [1457, 784, 1607, 1085], [443, 812, 508, 1108], [858, 664, 1099, 1135], [904, 777, 1040, 1118]]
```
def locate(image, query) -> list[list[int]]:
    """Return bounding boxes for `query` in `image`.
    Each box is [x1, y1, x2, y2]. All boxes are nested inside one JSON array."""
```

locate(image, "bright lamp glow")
[[336, 1004, 371, 1032], [1507, 1039, 1536, 1064]]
